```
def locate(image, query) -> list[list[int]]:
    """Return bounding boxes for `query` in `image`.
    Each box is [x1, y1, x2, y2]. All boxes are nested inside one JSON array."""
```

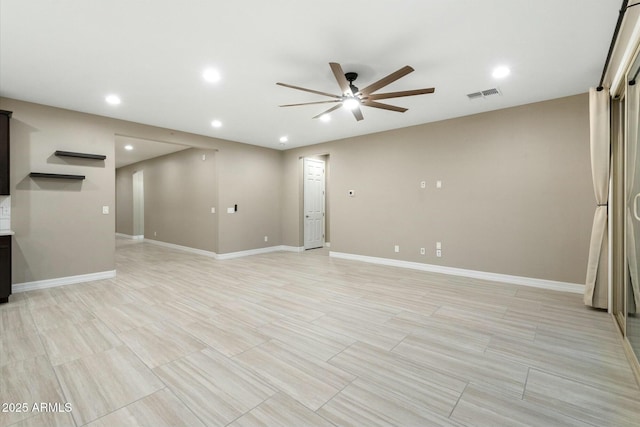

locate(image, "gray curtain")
[[584, 88, 610, 308]]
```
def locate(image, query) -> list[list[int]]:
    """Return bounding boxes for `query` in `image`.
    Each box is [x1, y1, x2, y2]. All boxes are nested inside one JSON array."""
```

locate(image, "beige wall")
[[216, 145, 283, 253], [1, 99, 116, 284], [115, 167, 134, 236], [116, 148, 218, 252], [282, 94, 593, 284], [2, 93, 592, 286], [1, 97, 283, 285]]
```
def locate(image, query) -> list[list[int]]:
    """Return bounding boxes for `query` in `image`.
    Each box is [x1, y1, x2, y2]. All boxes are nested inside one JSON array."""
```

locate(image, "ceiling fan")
[[277, 62, 435, 121]]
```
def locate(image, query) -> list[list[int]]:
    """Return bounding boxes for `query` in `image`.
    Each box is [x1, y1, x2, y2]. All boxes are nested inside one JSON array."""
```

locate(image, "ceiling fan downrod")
[[345, 72, 359, 95]]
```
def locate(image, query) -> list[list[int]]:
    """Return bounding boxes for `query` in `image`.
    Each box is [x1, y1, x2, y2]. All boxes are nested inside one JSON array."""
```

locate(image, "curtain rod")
[[598, 0, 631, 91]]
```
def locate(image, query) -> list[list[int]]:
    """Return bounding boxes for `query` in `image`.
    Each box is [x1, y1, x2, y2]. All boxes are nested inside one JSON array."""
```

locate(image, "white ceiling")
[[0, 1, 621, 151], [114, 135, 190, 168]]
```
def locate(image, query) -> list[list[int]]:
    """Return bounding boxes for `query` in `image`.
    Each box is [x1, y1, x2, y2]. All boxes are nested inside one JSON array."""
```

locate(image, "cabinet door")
[[0, 235, 11, 302], [0, 113, 9, 195]]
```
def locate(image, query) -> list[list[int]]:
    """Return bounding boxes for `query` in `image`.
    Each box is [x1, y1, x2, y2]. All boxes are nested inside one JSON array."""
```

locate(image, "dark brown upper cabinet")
[[0, 110, 12, 195]]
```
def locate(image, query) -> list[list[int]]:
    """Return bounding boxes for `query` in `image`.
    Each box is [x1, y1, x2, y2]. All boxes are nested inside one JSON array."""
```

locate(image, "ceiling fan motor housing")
[[345, 72, 359, 94]]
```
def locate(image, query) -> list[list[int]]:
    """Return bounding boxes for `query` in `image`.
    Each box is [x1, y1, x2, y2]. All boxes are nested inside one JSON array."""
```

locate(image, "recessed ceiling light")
[[124, 145, 133, 151], [105, 94, 121, 105], [319, 114, 331, 122], [211, 119, 222, 128], [203, 68, 221, 83], [279, 136, 288, 143], [492, 66, 511, 79]]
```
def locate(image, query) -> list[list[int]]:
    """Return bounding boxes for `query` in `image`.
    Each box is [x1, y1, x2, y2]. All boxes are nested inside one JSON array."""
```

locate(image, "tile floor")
[[0, 239, 639, 426]]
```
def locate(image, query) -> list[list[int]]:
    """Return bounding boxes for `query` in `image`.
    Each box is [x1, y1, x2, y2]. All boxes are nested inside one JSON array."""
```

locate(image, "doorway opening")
[[132, 170, 144, 239]]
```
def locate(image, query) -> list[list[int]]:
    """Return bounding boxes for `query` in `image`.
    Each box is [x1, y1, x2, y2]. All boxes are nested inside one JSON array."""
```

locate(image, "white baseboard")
[[329, 251, 584, 294], [216, 245, 302, 260], [13, 270, 117, 293], [144, 239, 303, 260], [144, 239, 217, 258], [280, 245, 305, 253], [10, 242, 298, 294], [115, 233, 144, 240]]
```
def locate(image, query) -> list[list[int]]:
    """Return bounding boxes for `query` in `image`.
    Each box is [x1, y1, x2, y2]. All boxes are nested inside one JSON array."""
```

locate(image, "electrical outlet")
[[154, 231, 157, 237], [394, 245, 400, 253], [264, 236, 268, 242], [436, 180, 442, 189], [436, 249, 442, 257], [211, 207, 216, 214], [102, 206, 109, 214], [420, 181, 426, 189], [420, 248, 426, 255]]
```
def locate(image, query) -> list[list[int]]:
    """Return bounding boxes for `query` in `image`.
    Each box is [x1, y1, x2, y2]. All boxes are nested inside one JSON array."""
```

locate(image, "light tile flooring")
[[1, 238, 639, 426]]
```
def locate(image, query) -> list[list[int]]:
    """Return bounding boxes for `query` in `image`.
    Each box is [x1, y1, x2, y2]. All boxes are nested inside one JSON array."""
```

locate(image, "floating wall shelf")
[[54, 150, 106, 160], [29, 172, 85, 180]]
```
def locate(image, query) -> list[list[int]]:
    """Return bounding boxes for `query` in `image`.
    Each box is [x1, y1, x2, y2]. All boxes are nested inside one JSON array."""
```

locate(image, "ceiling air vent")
[[467, 87, 502, 100]]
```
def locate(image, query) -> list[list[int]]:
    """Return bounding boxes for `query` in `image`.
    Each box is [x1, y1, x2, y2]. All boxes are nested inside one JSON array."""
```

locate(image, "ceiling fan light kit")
[[342, 97, 360, 110], [277, 62, 435, 122]]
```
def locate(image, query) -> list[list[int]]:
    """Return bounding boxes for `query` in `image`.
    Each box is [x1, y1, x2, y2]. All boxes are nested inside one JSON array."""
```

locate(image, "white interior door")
[[304, 158, 325, 249], [133, 170, 144, 239]]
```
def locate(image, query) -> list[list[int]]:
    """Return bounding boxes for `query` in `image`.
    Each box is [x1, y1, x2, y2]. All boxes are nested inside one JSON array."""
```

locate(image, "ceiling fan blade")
[[312, 103, 343, 119], [276, 82, 341, 99], [359, 66, 414, 96], [351, 106, 364, 121], [280, 100, 341, 107], [362, 100, 408, 113], [329, 62, 352, 95], [367, 88, 435, 100]]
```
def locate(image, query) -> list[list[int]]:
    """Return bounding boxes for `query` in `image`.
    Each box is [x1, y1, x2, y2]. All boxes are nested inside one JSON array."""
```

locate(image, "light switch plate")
[[227, 207, 235, 214], [102, 206, 109, 214]]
